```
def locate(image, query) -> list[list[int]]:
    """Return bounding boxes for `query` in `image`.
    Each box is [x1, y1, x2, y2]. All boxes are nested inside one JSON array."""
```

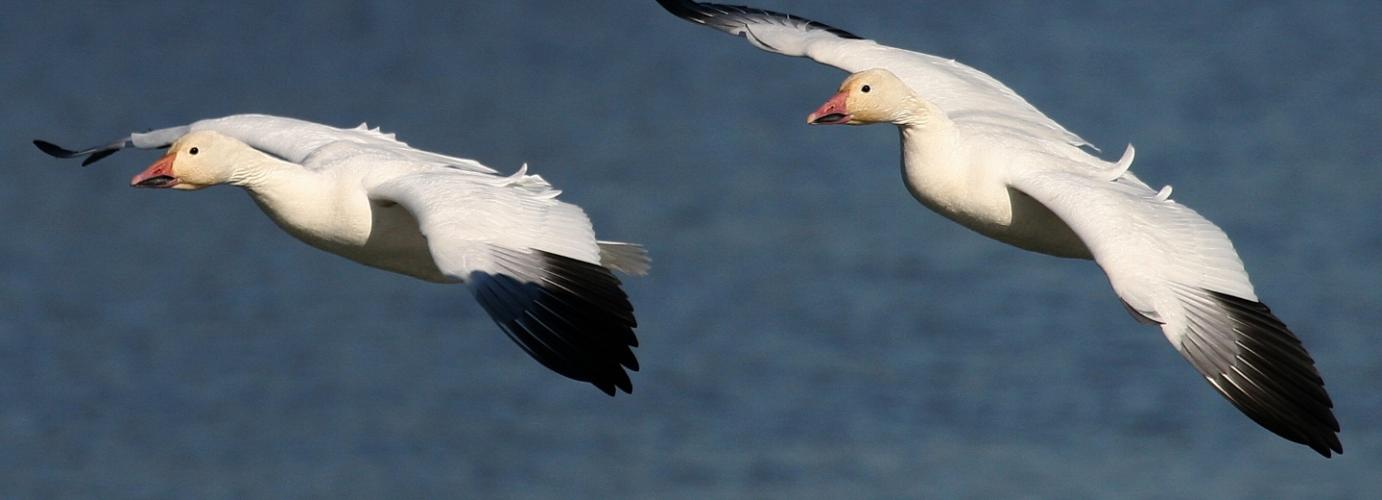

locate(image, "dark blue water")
[[4, 1, 1380, 497]]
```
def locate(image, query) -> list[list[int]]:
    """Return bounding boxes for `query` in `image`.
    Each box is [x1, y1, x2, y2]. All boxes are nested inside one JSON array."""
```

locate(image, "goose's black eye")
[[189, 147, 199, 155], [861, 84, 871, 93]]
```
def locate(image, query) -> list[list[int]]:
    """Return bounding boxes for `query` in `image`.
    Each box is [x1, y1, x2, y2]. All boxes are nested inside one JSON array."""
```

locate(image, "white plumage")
[[36, 114, 647, 396], [660, 0, 1339, 455]]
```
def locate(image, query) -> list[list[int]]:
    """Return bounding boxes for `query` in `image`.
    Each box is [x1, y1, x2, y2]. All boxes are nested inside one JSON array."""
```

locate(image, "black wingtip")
[[1205, 291, 1342, 458], [656, 0, 864, 41], [656, 0, 700, 19], [471, 251, 640, 397], [33, 139, 78, 158], [34, 138, 128, 167]]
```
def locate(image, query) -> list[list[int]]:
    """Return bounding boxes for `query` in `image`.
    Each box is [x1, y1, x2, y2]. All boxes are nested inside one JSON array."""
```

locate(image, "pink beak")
[[131, 153, 179, 188], [806, 91, 851, 125]]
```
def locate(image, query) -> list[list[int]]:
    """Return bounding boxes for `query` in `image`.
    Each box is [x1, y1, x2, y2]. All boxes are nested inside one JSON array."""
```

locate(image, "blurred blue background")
[[3, 0, 1379, 497]]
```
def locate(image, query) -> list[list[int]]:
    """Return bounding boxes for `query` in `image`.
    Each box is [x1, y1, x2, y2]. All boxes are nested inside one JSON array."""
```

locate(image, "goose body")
[[37, 114, 647, 395], [659, 0, 1340, 455]]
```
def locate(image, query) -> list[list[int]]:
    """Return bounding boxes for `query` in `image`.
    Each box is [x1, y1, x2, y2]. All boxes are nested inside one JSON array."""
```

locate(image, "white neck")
[[896, 105, 1022, 240], [897, 111, 972, 216], [222, 152, 349, 252], [226, 151, 304, 192], [224, 152, 331, 223], [895, 106, 1092, 259]]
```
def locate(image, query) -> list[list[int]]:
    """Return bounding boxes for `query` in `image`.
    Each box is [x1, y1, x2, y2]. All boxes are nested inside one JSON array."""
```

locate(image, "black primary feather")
[[33, 138, 131, 166], [656, 0, 864, 41], [1185, 291, 1342, 457], [470, 251, 640, 396]]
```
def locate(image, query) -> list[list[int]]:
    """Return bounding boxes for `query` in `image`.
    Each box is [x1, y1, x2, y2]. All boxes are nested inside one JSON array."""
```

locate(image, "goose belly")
[[336, 203, 451, 283], [904, 172, 1092, 260], [253, 195, 452, 283], [987, 187, 1091, 259]]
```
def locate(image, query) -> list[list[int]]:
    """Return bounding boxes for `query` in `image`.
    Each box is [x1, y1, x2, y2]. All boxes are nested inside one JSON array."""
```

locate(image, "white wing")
[[657, 0, 1089, 149], [37, 114, 495, 173], [1008, 169, 1340, 456], [367, 169, 640, 395], [185, 114, 496, 173]]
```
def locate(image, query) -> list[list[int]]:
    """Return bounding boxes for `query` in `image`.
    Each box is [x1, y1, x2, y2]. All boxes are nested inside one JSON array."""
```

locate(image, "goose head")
[[807, 68, 925, 126], [131, 131, 253, 190]]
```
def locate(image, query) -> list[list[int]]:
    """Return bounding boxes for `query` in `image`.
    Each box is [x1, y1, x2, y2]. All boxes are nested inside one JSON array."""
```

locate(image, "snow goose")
[[659, 0, 1340, 455], [35, 114, 648, 396]]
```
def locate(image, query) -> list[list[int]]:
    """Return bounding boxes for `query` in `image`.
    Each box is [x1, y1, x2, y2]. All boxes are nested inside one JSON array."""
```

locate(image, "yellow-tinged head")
[[806, 68, 926, 126], [131, 130, 252, 190]]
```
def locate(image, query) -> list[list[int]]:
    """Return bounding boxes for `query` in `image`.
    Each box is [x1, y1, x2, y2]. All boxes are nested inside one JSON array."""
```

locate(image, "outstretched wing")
[[656, 0, 863, 51], [656, 0, 1090, 149], [368, 170, 639, 395], [1008, 168, 1340, 456], [187, 114, 495, 173], [35, 114, 494, 173]]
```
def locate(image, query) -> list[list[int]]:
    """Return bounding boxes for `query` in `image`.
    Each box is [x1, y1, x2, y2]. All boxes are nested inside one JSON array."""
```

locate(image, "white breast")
[[246, 166, 448, 282], [899, 126, 1091, 259]]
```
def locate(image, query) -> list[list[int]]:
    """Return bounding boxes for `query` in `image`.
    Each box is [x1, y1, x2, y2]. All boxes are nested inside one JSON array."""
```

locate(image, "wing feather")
[[188, 114, 495, 173], [658, 0, 1090, 149], [368, 170, 640, 395], [34, 113, 495, 173], [1009, 169, 1340, 456]]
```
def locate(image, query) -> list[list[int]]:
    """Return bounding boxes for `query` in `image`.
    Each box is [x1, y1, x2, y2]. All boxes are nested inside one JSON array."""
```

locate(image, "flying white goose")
[[36, 114, 648, 396], [658, 0, 1340, 456]]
